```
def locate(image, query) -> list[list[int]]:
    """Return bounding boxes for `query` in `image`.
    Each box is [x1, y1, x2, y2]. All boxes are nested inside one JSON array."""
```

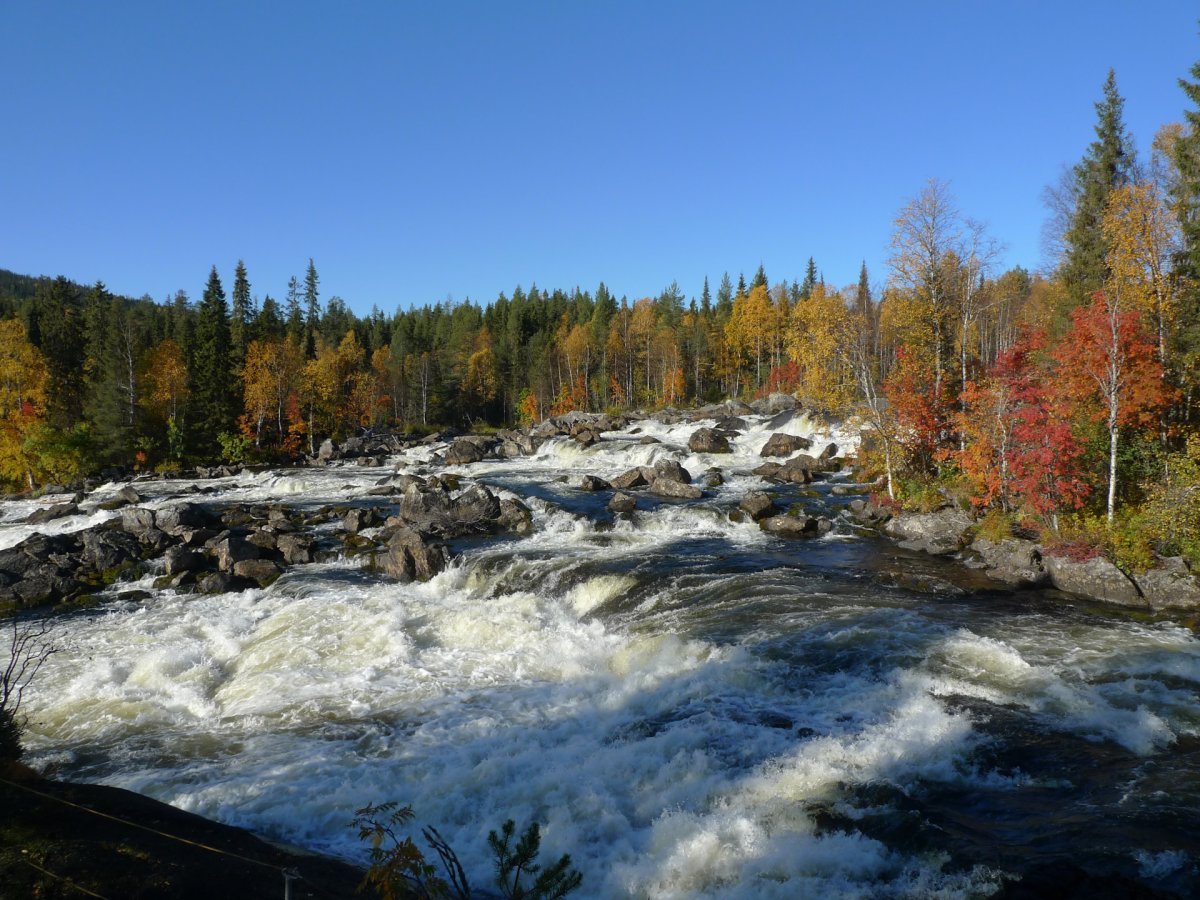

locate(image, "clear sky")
[[3, 1, 1198, 314]]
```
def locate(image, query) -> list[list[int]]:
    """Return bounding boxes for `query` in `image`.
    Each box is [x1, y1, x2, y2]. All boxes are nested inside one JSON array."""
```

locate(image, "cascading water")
[[13, 413, 1200, 897]]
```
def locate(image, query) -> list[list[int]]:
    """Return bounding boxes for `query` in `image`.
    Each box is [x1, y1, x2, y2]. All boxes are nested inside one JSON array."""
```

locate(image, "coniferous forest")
[[3, 63, 1200, 573]]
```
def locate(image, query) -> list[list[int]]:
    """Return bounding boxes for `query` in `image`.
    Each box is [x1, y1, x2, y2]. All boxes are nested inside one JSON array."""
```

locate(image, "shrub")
[[975, 508, 1015, 544]]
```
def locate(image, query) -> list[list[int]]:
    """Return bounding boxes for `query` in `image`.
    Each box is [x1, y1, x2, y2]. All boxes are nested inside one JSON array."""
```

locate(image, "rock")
[[115, 485, 141, 505], [443, 439, 488, 465], [713, 416, 748, 433], [767, 392, 798, 413], [637, 436, 660, 445], [848, 498, 892, 526], [611, 467, 652, 490], [342, 508, 380, 534], [80, 528, 142, 573], [574, 429, 601, 447], [212, 536, 259, 573], [759, 433, 813, 458], [276, 533, 315, 565], [25, 502, 79, 524], [247, 530, 278, 551], [197, 572, 234, 594], [579, 475, 612, 491], [1135, 558, 1200, 610], [609, 492, 637, 514], [819, 442, 840, 461], [163, 546, 206, 576], [765, 408, 803, 430], [318, 438, 337, 460], [119, 507, 157, 535], [740, 492, 778, 521], [884, 508, 973, 555], [971, 537, 1047, 586], [760, 514, 822, 538], [451, 484, 503, 529], [653, 459, 692, 485], [648, 479, 703, 500], [498, 498, 534, 536], [138, 527, 173, 554], [754, 457, 815, 485], [1044, 555, 1145, 607], [703, 469, 724, 488], [232, 559, 281, 586], [380, 527, 449, 582], [688, 427, 731, 454], [156, 502, 213, 535]]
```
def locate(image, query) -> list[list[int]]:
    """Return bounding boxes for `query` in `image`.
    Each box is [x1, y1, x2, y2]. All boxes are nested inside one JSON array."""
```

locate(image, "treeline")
[[2, 56, 1200, 571]]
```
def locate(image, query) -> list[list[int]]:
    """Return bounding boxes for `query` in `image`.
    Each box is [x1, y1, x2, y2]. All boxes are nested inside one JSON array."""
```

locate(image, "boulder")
[[380, 527, 449, 582], [703, 469, 724, 488], [80, 528, 142, 573], [25, 502, 79, 525], [342, 508, 381, 534], [760, 514, 823, 538], [848, 498, 892, 526], [759, 433, 813, 458], [883, 507, 973, 555], [119, 507, 157, 535], [1135, 558, 1200, 610], [740, 492, 778, 521], [156, 502, 213, 535], [443, 439, 488, 466], [652, 459, 692, 485], [574, 429, 601, 447], [1044, 555, 1145, 607], [232, 558, 281, 586], [452, 484, 503, 528], [197, 572, 234, 594], [818, 443, 840, 462], [579, 475, 612, 492], [609, 492, 637, 514], [498, 498, 534, 535], [163, 546, 207, 576], [276, 533, 315, 565], [611, 467, 653, 490], [714, 416, 748, 433], [212, 536, 259, 573], [688, 427, 731, 454], [648, 479, 703, 500], [970, 537, 1047, 586]]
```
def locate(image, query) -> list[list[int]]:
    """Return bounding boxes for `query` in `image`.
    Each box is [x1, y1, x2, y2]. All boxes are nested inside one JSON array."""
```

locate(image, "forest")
[[2, 63, 1200, 574]]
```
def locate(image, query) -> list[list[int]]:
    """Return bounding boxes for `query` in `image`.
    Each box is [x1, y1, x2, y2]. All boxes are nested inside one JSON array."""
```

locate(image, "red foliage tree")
[[883, 347, 952, 474]]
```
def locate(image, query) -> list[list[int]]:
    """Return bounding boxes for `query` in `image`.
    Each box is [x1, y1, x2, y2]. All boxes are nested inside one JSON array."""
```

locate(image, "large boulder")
[[233, 558, 281, 586], [760, 514, 825, 538], [156, 502, 214, 535], [848, 498, 893, 526], [652, 459, 692, 485], [380, 527, 449, 582], [611, 467, 653, 490], [970, 537, 1047, 586], [579, 475, 612, 491], [739, 492, 778, 521], [688, 427, 731, 454], [759, 433, 812, 458], [25, 502, 79, 525], [119, 507, 157, 535], [1044, 555, 1144, 607], [1135, 558, 1200, 610], [883, 508, 973, 555], [80, 528, 143, 573], [212, 536, 259, 573], [767, 393, 798, 413], [498, 499, 534, 535], [443, 438, 490, 466], [276, 533, 315, 565], [609, 492, 637, 514], [648, 479, 703, 500], [163, 546, 207, 576]]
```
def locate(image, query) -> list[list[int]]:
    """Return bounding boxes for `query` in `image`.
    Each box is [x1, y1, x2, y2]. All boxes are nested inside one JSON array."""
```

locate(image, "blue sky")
[[3, 1, 1198, 314]]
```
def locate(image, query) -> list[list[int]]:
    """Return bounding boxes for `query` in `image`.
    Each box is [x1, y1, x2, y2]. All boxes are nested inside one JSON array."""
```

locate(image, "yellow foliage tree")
[[0, 320, 49, 489], [242, 337, 304, 447], [788, 285, 853, 411]]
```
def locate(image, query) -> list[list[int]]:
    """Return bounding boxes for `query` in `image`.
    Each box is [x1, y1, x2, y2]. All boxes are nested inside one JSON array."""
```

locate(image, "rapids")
[[13, 413, 1200, 897]]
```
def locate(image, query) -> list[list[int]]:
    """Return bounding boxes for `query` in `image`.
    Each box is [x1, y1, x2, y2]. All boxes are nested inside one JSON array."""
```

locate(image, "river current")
[[10, 413, 1200, 897]]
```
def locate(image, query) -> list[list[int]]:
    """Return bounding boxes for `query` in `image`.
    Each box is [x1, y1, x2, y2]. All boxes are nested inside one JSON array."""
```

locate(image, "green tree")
[[191, 265, 235, 453], [304, 257, 321, 357], [231, 259, 251, 373], [1062, 69, 1136, 303]]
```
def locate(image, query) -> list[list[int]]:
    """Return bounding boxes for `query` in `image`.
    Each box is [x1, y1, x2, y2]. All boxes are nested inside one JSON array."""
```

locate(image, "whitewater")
[[12, 412, 1200, 897]]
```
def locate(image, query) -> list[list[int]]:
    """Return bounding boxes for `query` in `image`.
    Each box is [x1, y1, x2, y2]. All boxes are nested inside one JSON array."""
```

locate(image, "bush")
[[975, 508, 1015, 544], [217, 431, 251, 465]]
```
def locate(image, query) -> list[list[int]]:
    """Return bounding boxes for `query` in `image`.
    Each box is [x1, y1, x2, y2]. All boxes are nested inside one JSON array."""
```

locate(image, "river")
[[11, 412, 1200, 897]]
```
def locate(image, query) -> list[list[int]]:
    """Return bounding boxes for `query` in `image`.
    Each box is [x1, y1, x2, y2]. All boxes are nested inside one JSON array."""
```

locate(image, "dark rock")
[[703, 469, 724, 488], [740, 492, 778, 521], [197, 572, 234, 594], [212, 536, 259, 573], [713, 416, 748, 433], [380, 527, 449, 582], [341, 508, 381, 533], [611, 467, 652, 490], [246, 530, 278, 551], [498, 498, 534, 536], [451, 484, 502, 529], [276, 533, 315, 565], [760, 514, 822, 537], [653, 459, 692, 485], [574, 429, 601, 447], [579, 475, 612, 491], [609, 492, 637, 514], [443, 439, 488, 465], [759, 432, 812, 457], [232, 559, 281, 586], [688, 427, 731, 454], [637, 436, 660, 445], [848, 498, 892, 526], [971, 538, 1047, 586], [1044, 555, 1145, 607], [818, 442, 840, 461], [25, 502, 79, 524], [119, 507, 156, 534], [754, 457, 815, 485], [884, 508, 974, 555], [156, 502, 213, 535], [138, 527, 173, 554], [164, 546, 207, 576], [648, 479, 703, 500], [80, 529, 143, 573], [115, 485, 141, 505]]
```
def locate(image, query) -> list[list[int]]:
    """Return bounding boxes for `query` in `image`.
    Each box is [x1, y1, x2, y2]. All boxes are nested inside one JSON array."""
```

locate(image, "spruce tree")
[[304, 258, 320, 357], [34, 276, 86, 428], [191, 266, 235, 453], [716, 273, 734, 319], [1174, 43, 1200, 422], [285, 275, 304, 347], [800, 257, 817, 300], [1062, 69, 1136, 302], [231, 260, 251, 372], [751, 264, 768, 291]]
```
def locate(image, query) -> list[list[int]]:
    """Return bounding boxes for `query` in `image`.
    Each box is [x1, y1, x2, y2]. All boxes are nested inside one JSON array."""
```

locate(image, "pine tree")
[[716, 273, 734, 319], [801, 257, 817, 300], [304, 258, 321, 357], [1062, 69, 1136, 303], [701, 276, 711, 311], [231, 260, 251, 373], [285, 275, 304, 347], [751, 264, 768, 291], [191, 266, 235, 453]]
